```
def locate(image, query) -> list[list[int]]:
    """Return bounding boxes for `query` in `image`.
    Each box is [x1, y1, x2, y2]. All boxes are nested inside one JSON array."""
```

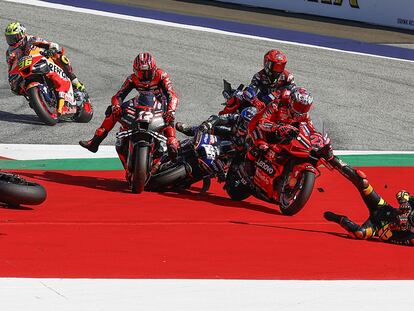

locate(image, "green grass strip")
[[0, 154, 413, 171], [0, 158, 123, 170]]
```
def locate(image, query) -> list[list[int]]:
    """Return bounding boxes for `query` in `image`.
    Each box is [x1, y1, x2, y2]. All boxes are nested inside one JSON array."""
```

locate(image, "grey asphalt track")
[[0, 0, 413, 150]]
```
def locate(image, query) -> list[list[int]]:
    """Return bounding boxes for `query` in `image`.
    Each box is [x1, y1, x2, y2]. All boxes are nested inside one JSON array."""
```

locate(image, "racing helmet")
[[5, 22, 26, 48], [238, 106, 257, 134], [133, 52, 157, 81], [263, 49, 287, 82], [290, 87, 313, 116]]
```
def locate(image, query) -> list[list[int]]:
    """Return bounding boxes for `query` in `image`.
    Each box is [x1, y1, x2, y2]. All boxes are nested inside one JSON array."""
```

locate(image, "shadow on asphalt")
[[18, 171, 280, 215], [157, 187, 281, 216], [0, 110, 44, 125], [0, 202, 34, 211], [230, 221, 348, 238], [17, 171, 130, 193]]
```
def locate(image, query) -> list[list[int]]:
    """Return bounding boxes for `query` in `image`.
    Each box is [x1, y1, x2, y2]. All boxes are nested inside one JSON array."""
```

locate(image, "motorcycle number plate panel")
[[18, 57, 32, 70]]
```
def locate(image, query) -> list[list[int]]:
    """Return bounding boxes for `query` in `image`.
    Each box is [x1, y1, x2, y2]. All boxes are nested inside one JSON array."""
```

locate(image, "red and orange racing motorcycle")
[[9, 46, 93, 125]]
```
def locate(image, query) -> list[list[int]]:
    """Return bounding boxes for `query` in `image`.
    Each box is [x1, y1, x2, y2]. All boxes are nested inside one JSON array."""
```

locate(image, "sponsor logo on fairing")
[[256, 159, 275, 176], [48, 63, 68, 79]]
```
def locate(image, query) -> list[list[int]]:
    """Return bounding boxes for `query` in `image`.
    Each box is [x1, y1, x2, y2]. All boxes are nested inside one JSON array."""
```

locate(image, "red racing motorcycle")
[[9, 46, 93, 125], [225, 123, 333, 215]]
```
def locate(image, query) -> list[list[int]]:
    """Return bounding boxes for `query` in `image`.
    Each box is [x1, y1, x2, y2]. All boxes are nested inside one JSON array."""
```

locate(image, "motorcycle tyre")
[[0, 174, 47, 206], [131, 146, 150, 194], [74, 104, 93, 123], [279, 170, 315, 216], [225, 172, 251, 201], [148, 163, 189, 190], [28, 87, 58, 126]]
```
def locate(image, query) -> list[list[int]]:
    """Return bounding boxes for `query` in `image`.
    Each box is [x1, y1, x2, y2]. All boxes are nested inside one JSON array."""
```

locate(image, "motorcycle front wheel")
[[27, 86, 58, 126], [131, 145, 150, 194], [225, 165, 251, 201], [278, 170, 315, 216], [74, 101, 93, 123]]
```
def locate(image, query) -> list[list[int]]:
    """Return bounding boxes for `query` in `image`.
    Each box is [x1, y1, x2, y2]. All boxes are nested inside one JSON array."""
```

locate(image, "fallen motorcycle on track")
[[0, 172, 47, 207], [147, 128, 235, 192]]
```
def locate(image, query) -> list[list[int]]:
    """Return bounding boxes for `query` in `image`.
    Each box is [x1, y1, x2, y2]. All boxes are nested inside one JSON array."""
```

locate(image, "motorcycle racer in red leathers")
[[5, 22, 85, 94], [219, 49, 296, 115], [248, 87, 317, 161], [79, 52, 180, 162]]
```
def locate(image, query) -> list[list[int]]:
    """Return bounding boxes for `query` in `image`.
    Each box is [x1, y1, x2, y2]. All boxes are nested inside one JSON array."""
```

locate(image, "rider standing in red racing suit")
[[5, 22, 85, 94], [220, 49, 295, 115], [79, 52, 180, 160], [325, 188, 414, 246]]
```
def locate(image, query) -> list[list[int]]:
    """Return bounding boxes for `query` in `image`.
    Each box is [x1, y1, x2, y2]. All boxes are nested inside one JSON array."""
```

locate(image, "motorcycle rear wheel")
[[131, 146, 150, 194], [28, 86, 58, 126], [0, 172, 47, 206], [278, 170, 315, 216]]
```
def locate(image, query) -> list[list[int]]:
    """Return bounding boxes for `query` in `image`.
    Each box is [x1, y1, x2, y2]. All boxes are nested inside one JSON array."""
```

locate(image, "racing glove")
[[43, 47, 58, 58], [277, 124, 299, 144], [163, 110, 175, 125], [198, 121, 213, 134], [111, 104, 122, 117]]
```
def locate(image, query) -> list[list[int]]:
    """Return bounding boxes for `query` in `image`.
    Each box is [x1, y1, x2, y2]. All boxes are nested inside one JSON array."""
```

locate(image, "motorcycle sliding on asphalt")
[[225, 124, 334, 216], [0, 171, 46, 207], [8, 46, 93, 125], [147, 128, 235, 192]]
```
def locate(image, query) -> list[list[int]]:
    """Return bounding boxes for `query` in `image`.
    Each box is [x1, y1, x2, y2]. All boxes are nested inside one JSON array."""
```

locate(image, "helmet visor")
[[6, 33, 23, 46], [265, 60, 285, 74], [134, 68, 154, 81]]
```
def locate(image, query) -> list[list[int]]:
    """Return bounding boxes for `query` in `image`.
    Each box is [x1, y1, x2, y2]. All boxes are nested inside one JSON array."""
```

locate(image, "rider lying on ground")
[[325, 189, 414, 246]]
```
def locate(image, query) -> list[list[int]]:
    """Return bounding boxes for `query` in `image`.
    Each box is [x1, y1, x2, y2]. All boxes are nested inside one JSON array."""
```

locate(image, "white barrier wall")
[[213, 0, 414, 30]]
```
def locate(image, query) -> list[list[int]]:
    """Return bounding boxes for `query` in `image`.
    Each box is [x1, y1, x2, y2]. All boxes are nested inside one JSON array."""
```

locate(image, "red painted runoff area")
[[0, 167, 413, 279]]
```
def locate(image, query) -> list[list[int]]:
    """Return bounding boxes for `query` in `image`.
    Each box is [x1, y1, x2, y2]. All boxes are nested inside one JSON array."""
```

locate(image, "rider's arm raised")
[[111, 75, 135, 107]]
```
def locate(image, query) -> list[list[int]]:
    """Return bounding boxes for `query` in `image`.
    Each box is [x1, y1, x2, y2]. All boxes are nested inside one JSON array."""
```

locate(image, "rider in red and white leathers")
[[79, 52, 180, 163], [219, 49, 295, 115], [5, 21, 85, 94]]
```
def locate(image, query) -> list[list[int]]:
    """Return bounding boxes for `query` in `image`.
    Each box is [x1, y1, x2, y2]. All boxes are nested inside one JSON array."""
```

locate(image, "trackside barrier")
[[212, 0, 414, 30]]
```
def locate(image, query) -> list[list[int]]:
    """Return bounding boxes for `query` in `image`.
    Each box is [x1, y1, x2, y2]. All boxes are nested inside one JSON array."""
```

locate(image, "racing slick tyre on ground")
[[0, 172, 47, 206]]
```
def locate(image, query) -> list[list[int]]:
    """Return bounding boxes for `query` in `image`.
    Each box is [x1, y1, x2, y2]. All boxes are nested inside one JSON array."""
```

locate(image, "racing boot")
[[175, 122, 196, 136], [324, 211, 360, 233], [79, 128, 108, 153]]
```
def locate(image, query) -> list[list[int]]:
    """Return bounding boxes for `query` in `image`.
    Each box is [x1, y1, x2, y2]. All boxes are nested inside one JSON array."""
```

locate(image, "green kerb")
[[0, 154, 413, 171]]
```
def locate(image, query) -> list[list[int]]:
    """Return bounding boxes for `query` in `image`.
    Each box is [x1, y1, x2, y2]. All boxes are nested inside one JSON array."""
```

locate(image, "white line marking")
[[3, 0, 414, 63], [0, 278, 413, 311]]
